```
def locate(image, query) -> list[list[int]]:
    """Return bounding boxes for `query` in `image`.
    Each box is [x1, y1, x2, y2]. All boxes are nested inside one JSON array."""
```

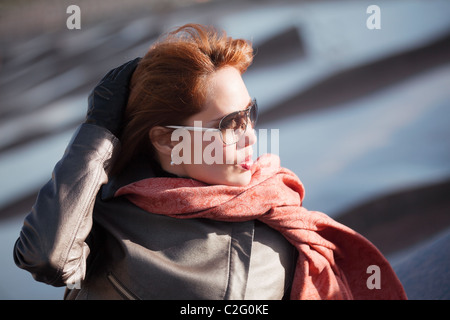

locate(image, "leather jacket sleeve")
[[13, 123, 120, 287]]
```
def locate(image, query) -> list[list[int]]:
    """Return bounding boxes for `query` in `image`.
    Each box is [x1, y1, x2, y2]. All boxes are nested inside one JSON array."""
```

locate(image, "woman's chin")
[[224, 167, 252, 186], [181, 163, 253, 187]]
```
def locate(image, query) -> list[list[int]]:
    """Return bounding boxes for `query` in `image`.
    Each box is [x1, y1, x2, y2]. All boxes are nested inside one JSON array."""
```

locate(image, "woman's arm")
[[13, 124, 119, 287], [13, 58, 140, 287]]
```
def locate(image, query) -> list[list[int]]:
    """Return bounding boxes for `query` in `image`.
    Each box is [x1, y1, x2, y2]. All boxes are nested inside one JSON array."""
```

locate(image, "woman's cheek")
[[223, 144, 238, 165]]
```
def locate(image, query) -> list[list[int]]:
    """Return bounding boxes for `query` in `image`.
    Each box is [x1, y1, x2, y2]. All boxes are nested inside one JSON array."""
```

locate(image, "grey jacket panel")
[[14, 124, 295, 299]]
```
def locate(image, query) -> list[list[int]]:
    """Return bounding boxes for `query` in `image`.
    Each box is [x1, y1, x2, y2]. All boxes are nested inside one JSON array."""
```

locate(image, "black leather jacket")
[[13, 124, 296, 299]]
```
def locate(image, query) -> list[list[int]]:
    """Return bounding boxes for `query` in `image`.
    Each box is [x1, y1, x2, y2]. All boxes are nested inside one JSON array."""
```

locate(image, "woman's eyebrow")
[[243, 98, 253, 109], [206, 98, 253, 126], [204, 116, 223, 128], [211, 99, 253, 122], [210, 115, 226, 123]]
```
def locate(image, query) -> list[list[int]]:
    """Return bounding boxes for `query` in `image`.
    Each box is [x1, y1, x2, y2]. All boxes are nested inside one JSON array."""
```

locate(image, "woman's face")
[[171, 66, 257, 186]]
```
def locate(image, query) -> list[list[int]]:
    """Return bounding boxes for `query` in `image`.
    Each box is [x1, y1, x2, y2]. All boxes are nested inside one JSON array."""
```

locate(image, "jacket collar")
[[101, 154, 157, 200]]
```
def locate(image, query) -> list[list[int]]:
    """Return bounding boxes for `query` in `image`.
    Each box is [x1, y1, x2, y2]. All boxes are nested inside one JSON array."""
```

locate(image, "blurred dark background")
[[1, 0, 449, 299]]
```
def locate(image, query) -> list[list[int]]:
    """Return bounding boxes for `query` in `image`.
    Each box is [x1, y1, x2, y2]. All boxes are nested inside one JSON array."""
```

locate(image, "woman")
[[13, 24, 406, 300]]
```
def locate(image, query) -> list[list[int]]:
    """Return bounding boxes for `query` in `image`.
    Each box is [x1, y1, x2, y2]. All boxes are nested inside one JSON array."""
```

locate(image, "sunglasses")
[[166, 99, 258, 145]]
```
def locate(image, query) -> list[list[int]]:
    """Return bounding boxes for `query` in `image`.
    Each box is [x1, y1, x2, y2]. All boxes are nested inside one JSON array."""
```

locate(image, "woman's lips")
[[239, 155, 254, 170]]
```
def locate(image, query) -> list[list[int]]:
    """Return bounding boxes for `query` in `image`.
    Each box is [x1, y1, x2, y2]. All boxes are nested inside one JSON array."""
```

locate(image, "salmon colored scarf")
[[115, 154, 407, 300]]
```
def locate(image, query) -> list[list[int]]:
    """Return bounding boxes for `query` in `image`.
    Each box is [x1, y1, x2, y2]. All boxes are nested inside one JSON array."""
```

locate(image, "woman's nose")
[[238, 126, 257, 148]]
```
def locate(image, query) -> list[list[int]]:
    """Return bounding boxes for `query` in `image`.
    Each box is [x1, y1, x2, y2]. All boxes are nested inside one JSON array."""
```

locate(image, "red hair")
[[114, 23, 253, 173]]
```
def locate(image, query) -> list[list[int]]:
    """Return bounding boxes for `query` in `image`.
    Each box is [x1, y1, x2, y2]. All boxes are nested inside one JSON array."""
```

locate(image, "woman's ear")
[[149, 126, 174, 156]]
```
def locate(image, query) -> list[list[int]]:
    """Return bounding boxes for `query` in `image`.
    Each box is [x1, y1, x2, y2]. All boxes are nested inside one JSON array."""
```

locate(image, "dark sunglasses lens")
[[219, 112, 246, 144], [219, 100, 257, 144], [221, 112, 246, 132], [250, 100, 258, 126]]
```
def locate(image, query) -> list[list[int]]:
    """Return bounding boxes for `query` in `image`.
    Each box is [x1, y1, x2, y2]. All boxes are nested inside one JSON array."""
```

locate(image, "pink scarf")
[[115, 154, 407, 300]]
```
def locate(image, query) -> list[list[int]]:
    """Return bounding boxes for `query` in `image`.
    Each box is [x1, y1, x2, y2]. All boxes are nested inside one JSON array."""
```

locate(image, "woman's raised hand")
[[85, 57, 141, 137]]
